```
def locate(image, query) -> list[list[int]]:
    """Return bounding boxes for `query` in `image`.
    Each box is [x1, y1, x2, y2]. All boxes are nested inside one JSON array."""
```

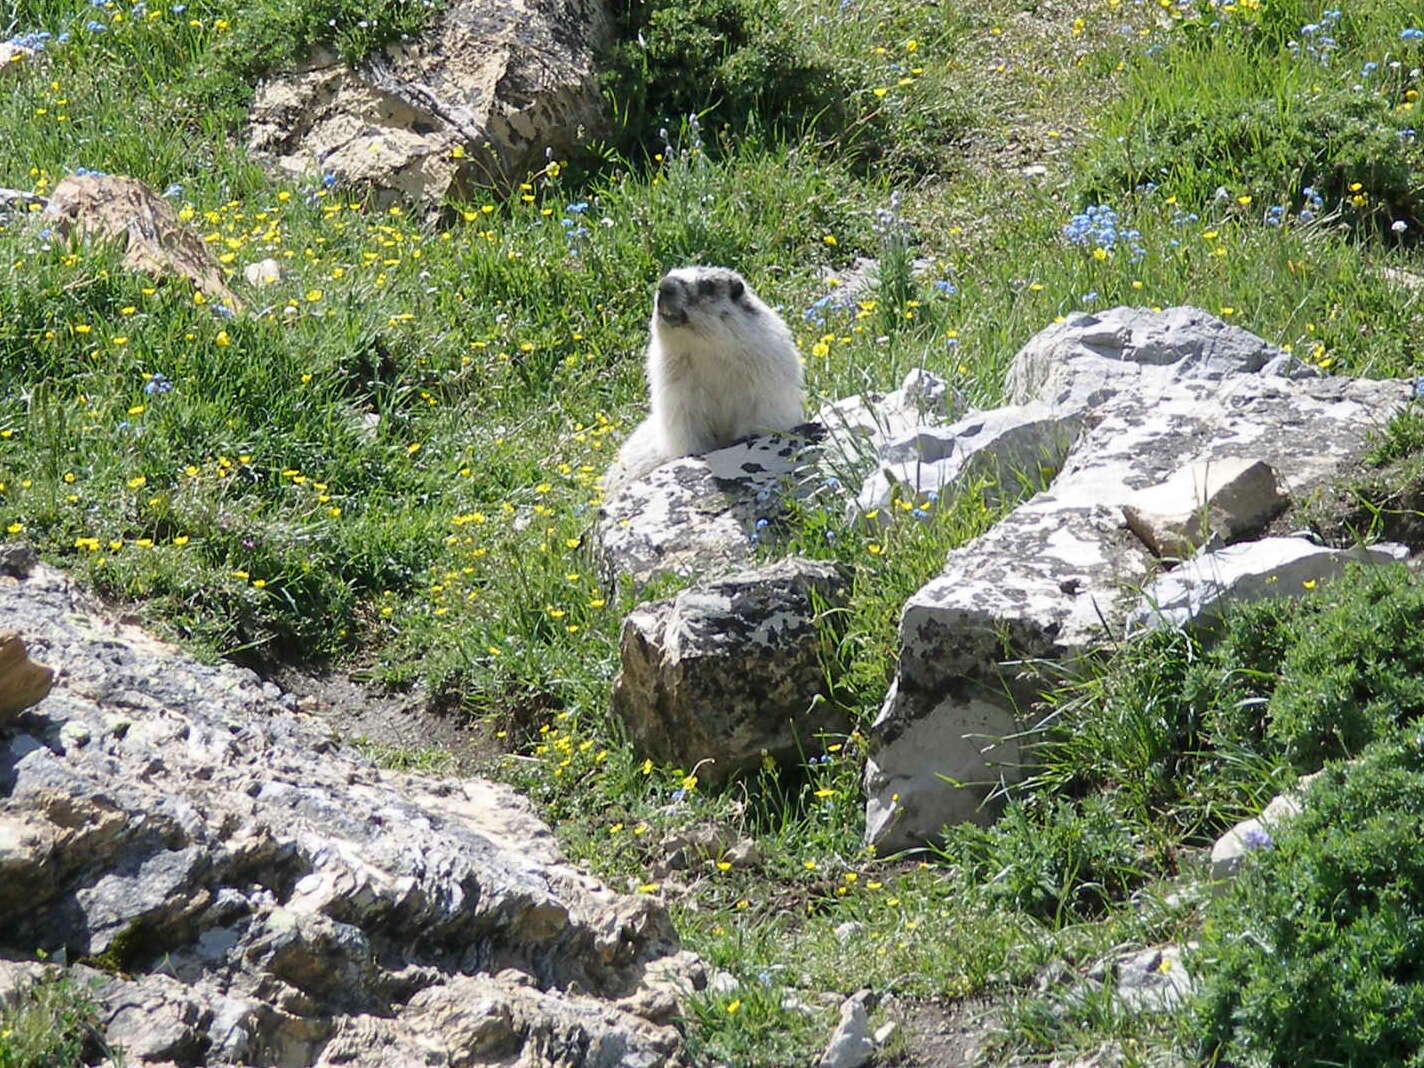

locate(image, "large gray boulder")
[[612, 557, 851, 785], [248, 0, 613, 206], [865, 307, 1413, 851], [0, 563, 696, 1066]]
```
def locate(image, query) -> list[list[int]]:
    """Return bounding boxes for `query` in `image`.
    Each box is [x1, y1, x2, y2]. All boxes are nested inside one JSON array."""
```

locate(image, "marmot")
[[604, 267, 804, 492]]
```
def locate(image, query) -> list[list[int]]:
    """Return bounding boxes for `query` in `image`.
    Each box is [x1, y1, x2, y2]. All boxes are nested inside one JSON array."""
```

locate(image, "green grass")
[[0, 973, 116, 1068], [6, 0, 1424, 1060]]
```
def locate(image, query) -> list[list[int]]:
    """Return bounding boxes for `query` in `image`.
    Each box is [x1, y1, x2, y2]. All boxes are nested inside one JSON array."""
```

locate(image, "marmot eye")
[[728, 277, 745, 301]]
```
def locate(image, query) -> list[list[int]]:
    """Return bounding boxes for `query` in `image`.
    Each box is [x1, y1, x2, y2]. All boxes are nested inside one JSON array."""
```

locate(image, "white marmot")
[[604, 266, 804, 492]]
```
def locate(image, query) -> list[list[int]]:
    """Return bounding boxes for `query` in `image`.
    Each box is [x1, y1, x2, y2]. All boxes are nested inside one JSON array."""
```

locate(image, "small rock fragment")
[[243, 257, 282, 287], [818, 991, 875, 1068], [0, 630, 54, 721]]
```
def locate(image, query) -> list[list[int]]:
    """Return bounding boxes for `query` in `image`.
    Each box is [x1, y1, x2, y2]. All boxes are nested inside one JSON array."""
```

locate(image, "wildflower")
[[1241, 825, 1273, 850], [144, 371, 173, 395]]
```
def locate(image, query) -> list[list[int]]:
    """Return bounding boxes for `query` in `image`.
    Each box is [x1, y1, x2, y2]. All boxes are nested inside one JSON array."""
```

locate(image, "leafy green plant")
[[1193, 730, 1424, 1067], [939, 795, 1148, 923], [0, 974, 113, 1068], [600, 0, 857, 152]]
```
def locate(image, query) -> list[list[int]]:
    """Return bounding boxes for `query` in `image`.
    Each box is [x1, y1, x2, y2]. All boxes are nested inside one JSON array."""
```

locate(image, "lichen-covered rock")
[[0, 563, 696, 1066], [866, 307, 1413, 851], [247, 0, 613, 207], [595, 429, 820, 590], [612, 557, 850, 784], [42, 175, 243, 312]]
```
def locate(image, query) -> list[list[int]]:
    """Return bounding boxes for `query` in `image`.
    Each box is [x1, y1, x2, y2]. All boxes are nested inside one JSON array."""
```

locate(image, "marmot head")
[[654, 267, 762, 332]]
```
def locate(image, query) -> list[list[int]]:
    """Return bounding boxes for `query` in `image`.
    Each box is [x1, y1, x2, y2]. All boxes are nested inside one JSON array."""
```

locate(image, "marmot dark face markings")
[[604, 266, 805, 493]]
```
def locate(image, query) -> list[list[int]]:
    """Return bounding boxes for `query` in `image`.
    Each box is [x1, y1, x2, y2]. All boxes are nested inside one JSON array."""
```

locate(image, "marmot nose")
[[657, 277, 680, 303]]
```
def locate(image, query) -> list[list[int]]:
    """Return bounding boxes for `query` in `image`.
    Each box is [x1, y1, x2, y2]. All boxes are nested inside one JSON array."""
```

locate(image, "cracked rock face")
[[612, 557, 851, 785], [247, 0, 613, 207], [0, 563, 696, 1066], [865, 306, 1413, 851]]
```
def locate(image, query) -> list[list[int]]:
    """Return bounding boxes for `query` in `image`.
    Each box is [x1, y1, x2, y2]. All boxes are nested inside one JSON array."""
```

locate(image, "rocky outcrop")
[[0, 562, 696, 1065], [865, 307, 1413, 851], [612, 557, 850, 785], [247, 0, 613, 207], [42, 174, 243, 312]]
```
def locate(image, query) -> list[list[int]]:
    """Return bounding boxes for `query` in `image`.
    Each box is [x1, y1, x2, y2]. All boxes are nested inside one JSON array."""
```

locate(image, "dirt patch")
[[266, 664, 502, 773], [888, 996, 1003, 1066]]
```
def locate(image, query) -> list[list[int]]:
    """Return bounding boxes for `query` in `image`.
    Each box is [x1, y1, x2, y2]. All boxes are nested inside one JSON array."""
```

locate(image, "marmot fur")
[[605, 267, 804, 492]]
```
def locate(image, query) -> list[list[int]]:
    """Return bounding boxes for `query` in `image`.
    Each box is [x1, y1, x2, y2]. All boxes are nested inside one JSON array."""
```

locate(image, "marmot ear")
[[728, 276, 745, 301]]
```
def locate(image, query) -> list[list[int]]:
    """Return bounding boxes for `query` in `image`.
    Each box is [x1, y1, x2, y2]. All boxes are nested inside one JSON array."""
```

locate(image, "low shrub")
[[1193, 731, 1424, 1066]]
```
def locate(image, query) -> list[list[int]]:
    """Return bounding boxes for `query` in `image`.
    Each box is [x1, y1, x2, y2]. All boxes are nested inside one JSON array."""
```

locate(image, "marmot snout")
[[604, 266, 805, 493]]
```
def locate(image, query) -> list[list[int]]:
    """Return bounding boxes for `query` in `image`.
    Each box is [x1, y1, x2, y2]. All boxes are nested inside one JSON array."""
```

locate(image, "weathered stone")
[[853, 402, 1079, 521], [0, 563, 694, 1065], [243, 257, 283, 287], [612, 557, 850, 785], [864, 687, 1023, 847], [0, 541, 38, 577], [1114, 946, 1195, 1014], [0, 42, 35, 72], [1129, 537, 1408, 633], [0, 188, 45, 213], [1123, 457, 1290, 558], [817, 368, 959, 451], [1005, 305, 1310, 413], [0, 631, 53, 722], [818, 990, 875, 1068], [595, 429, 820, 590], [248, 0, 613, 208], [42, 175, 243, 312], [867, 307, 1413, 850]]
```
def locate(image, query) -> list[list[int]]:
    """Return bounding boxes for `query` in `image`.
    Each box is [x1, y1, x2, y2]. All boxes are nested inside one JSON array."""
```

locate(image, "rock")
[[0, 562, 693, 1066], [0, 541, 39, 577], [595, 429, 820, 590], [243, 257, 283, 287], [612, 557, 850, 785], [1114, 946, 1195, 1013], [873, 1020, 898, 1046], [722, 837, 763, 869], [247, 0, 613, 208], [1005, 305, 1309, 412], [1122, 457, 1290, 558], [42, 175, 242, 312], [1128, 537, 1408, 633], [0, 631, 54, 722], [833, 921, 863, 944], [657, 824, 730, 871], [1210, 771, 1321, 882], [852, 401, 1080, 521], [0, 41, 35, 72], [867, 306, 1413, 850], [0, 188, 45, 214], [818, 991, 875, 1068]]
